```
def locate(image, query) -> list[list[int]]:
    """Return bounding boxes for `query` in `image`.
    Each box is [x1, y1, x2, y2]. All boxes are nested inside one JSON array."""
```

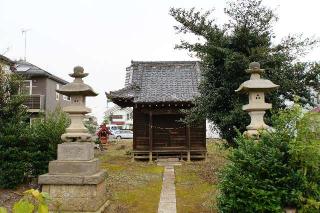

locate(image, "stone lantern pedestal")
[[39, 67, 108, 212], [236, 62, 279, 137]]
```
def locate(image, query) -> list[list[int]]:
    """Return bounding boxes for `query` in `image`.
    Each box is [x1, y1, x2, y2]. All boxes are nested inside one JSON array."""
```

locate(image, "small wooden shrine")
[[106, 61, 206, 161]]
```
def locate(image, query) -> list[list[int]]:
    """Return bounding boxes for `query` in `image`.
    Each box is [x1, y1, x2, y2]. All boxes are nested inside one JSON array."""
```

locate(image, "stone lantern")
[[39, 67, 109, 212], [58, 66, 97, 142], [235, 62, 279, 137]]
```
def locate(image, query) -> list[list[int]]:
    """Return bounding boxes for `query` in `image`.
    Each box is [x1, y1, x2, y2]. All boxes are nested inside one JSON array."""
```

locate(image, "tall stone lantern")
[[39, 67, 108, 212], [235, 62, 279, 137]]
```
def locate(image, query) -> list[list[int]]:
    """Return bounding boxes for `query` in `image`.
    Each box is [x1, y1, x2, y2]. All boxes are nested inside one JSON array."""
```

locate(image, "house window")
[[56, 84, 60, 100], [63, 95, 71, 101], [21, 80, 32, 95]]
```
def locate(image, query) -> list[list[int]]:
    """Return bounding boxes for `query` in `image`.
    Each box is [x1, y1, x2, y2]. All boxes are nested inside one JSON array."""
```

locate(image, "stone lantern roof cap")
[[235, 62, 279, 93], [235, 79, 279, 93], [56, 66, 98, 96]]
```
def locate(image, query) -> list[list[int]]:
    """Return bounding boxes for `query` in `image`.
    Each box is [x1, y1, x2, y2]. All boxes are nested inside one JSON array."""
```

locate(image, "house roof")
[[0, 54, 14, 66], [15, 60, 68, 84], [107, 61, 201, 106], [105, 105, 133, 116]]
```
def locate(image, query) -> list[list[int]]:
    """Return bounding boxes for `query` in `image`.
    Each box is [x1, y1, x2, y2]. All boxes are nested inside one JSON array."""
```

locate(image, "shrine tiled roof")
[[107, 61, 201, 105]]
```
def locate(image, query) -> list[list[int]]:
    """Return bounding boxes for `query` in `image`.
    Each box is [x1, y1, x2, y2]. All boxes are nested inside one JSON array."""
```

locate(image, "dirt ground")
[[175, 139, 229, 213], [0, 182, 39, 210], [98, 140, 164, 213]]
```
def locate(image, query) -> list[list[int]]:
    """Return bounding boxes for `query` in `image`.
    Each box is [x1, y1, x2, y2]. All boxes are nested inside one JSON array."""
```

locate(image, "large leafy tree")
[[0, 65, 29, 188], [0, 65, 69, 188], [170, 0, 320, 144]]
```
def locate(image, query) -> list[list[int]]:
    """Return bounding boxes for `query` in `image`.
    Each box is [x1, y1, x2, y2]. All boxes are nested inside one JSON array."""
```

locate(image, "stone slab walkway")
[[157, 159, 181, 213]]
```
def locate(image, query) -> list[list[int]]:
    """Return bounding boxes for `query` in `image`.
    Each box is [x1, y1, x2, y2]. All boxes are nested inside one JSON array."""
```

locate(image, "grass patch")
[[175, 139, 229, 213], [97, 140, 164, 213]]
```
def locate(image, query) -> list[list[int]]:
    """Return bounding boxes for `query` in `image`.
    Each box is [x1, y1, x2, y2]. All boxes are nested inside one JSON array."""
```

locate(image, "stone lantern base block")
[[48, 158, 100, 175], [39, 170, 106, 185], [57, 142, 94, 161], [42, 180, 108, 212]]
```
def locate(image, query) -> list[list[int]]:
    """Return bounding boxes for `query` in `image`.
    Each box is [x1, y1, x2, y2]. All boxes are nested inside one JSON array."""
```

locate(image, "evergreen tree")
[[170, 0, 320, 144], [0, 65, 29, 188]]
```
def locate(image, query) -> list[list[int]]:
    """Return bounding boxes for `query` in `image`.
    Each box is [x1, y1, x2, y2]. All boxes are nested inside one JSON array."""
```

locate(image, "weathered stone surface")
[[49, 158, 100, 175], [57, 142, 94, 161], [42, 180, 107, 212], [45, 181, 106, 198], [38, 170, 107, 185]]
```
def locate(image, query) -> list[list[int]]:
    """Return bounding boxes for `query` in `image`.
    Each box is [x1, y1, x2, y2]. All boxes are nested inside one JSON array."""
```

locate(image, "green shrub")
[[27, 109, 69, 176], [0, 108, 69, 188], [218, 104, 320, 212], [0, 66, 69, 189], [0, 189, 50, 213]]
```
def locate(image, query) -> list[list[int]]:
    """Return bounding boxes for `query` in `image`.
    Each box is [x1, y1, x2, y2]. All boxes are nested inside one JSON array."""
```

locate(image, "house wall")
[[110, 108, 133, 129], [29, 77, 47, 95], [45, 78, 70, 113]]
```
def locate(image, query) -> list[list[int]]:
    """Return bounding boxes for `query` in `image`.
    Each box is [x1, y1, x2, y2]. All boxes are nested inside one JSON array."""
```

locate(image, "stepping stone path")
[[157, 158, 182, 213]]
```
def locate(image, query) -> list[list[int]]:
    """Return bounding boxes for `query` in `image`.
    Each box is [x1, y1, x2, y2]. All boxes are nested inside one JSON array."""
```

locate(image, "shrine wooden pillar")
[[149, 111, 153, 162], [187, 125, 191, 162]]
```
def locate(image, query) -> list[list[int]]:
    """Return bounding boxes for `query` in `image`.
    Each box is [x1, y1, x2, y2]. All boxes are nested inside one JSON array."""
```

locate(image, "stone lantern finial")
[[56, 66, 98, 142], [236, 62, 279, 137]]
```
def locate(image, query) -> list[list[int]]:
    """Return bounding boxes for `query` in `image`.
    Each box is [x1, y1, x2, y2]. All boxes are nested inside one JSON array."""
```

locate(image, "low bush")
[[27, 109, 69, 176], [0, 108, 69, 188], [218, 104, 320, 212], [0, 189, 49, 213]]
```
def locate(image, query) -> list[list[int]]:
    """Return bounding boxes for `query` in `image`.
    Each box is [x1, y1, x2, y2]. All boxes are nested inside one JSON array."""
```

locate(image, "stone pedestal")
[[39, 143, 108, 212]]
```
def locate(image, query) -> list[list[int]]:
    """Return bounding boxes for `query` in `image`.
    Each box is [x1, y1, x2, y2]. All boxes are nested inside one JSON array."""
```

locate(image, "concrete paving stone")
[[158, 202, 176, 213], [158, 160, 181, 213], [159, 194, 176, 202]]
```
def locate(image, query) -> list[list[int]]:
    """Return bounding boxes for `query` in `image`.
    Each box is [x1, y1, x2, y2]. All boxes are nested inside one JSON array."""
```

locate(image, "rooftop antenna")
[[21, 29, 31, 61]]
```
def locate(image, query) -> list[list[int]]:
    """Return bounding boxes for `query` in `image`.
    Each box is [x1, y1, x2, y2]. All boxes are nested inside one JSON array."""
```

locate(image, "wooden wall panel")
[[133, 107, 206, 151]]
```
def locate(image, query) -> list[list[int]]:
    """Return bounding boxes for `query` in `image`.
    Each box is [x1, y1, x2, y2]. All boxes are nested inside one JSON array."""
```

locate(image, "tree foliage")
[[170, 0, 320, 143], [27, 109, 69, 176], [218, 104, 320, 212], [0, 66, 69, 188], [0, 66, 29, 188]]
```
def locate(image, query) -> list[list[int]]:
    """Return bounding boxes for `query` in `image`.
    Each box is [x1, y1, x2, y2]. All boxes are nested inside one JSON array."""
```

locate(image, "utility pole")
[[21, 29, 30, 61]]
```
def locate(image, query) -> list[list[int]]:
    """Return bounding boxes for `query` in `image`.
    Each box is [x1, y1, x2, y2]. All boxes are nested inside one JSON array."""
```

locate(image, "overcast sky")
[[1, 0, 320, 123]]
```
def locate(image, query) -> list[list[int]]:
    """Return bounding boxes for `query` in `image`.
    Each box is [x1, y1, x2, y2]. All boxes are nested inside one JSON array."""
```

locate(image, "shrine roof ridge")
[[107, 60, 202, 106]]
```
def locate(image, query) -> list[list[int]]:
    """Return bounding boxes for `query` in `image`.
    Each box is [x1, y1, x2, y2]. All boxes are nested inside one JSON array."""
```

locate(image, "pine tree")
[[170, 0, 320, 144]]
